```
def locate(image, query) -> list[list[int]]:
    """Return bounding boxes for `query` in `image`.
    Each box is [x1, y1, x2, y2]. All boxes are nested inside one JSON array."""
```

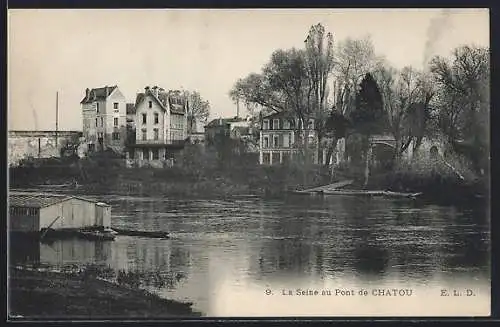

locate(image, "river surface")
[[11, 193, 491, 317]]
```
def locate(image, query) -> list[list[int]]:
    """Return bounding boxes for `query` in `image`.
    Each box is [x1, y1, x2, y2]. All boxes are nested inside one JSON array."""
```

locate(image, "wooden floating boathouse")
[[8, 191, 111, 233]]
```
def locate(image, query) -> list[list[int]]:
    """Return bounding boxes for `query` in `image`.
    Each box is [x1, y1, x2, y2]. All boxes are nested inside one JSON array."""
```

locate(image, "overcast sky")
[[8, 8, 489, 131]]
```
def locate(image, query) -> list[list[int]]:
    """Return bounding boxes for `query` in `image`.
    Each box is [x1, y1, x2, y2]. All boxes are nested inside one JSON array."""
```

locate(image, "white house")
[[127, 86, 188, 168], [80, 85, 127, 153]]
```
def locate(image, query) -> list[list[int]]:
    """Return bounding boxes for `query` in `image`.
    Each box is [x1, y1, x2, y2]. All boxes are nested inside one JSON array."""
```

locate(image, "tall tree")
[[230, 48, 314, 161], [229, 73, 286, 113], [333, 36, 383, 116], [350, 73, 386, 187], [429, 45, 489, 172], [374, 64, 435, 159], [183, 90, 210, 134], [304, 23, 335, 164]]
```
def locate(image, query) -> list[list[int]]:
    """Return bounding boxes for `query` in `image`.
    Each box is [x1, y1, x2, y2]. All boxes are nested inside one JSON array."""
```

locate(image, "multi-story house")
[[80, 85, 127, 153], [259, 111, 321, 165], [127, 86, 188, 168]]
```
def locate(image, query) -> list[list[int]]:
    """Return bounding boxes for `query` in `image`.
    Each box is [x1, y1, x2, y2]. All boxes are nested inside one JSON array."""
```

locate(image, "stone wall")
[[8, 131, 82, 167]]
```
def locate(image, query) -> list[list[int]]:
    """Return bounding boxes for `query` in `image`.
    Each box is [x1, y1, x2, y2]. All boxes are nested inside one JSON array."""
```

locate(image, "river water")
[[12, 194, 491, 317]]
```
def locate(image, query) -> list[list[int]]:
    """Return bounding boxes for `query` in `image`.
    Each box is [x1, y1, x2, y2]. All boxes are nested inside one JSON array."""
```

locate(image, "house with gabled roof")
[[127, 86, 188, 168], [80, 85, 127, 153]]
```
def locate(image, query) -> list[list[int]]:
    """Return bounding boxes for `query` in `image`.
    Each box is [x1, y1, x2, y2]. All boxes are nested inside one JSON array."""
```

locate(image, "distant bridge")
[[369, 135, 396, 149]]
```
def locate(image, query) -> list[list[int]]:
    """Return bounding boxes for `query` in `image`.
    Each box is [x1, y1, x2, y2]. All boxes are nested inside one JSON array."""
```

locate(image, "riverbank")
[[9, 155, 487, 205], [8, 266, 201, 319]]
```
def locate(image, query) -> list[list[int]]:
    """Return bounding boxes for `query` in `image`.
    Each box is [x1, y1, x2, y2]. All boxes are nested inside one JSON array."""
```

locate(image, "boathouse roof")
[[9, 191, 98, 209]]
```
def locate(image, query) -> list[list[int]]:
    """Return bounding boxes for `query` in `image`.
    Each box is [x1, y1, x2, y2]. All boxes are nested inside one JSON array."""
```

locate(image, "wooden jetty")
[[293, 180, 422, 199], [294, 180, 354, 194], [322, 189, 422, 198]]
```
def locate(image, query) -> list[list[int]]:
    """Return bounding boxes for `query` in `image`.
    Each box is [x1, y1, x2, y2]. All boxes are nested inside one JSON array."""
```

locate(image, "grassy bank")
[[9, 147, 487, 205], [8, 266, 201, 319], [9, 156, 331, 198]]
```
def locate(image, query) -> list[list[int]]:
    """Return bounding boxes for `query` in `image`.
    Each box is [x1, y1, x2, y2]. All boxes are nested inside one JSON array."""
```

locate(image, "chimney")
[[105, 85, 109, 96], [145, 86, 150, 93], [85, 88, 90, 100], [152, 86, 159, 98]]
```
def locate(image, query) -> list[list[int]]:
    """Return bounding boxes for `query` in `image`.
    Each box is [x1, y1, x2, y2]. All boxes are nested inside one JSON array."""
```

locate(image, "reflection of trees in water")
[[121, 239, 192, 290], [387, 209, 439, 280], [252, 197, 354, 279], [442, 207, 490, 272], [345, 198, 390, 278]]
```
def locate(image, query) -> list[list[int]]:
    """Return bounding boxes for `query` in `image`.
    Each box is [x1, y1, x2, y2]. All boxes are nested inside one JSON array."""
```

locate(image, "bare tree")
[[430, 45, 489, 172], [304, 23, 335, 164], [333, 36, 383, 116], [183, 90, 210, 134]]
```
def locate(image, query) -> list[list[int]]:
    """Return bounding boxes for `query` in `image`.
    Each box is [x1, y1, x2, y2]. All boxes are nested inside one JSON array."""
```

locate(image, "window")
[[96, 103, 100, 113], [142, 129, 147, 141], [114, 103, 119, 110], [142, 149, 149, 160], [100, 117, 103, 127], [152, 149, 159, 160], [283, 134, 289, 148], [283, 120, 290, 129], [153, 128, 159, 140], [154, 113, 159, 124], [142, 114, 147, 124], [95, 118, 98, 127], [149, 101, 153, 108], [114, 117, 118, 127], [273, 119, 280, 130], [263, 136, 269, 148], [112, 132, 120, 140], [273, 135, 280, 148], [272, 152, 280, 164], [289, 133, 293, 147], [263, 119, 269, 130], [263, 153, 270, 164]]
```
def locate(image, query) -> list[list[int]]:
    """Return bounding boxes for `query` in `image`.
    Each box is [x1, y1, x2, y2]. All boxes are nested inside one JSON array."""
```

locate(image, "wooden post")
[[55, 92, 59, 153]]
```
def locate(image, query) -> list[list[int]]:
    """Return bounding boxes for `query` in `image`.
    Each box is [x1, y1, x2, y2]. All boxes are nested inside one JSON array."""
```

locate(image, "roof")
[[261, 110, 320, 120], [205, 117, 245, 128], [126, 103, 136, 115], [135, 88, 186, 115], [80, 86, 118, 104], [9, 191, 98, 209]]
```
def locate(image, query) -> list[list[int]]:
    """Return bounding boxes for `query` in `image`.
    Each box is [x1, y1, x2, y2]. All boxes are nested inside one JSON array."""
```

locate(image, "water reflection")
[[10, 194, 490, 316]]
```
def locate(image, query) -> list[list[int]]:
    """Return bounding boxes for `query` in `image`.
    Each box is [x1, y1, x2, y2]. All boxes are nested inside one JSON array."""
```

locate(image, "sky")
[[8, 8, 489, 131]]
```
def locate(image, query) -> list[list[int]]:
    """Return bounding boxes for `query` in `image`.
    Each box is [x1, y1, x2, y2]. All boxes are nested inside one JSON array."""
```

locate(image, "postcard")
[[7, 8, 490, 319]]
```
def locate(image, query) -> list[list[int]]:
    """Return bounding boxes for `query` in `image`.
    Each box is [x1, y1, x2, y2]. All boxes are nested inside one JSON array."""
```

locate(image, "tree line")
[[229, 23, 489, 179]]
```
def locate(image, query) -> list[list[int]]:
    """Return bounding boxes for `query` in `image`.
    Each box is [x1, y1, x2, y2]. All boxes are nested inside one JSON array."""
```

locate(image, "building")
[[126, 86, 188, 168], [204, 116, 252, 146], [8, 130, 83, 167], [8, 191, 111, 232], [259, 111, 320, 165], [80, 85, 127, 153]]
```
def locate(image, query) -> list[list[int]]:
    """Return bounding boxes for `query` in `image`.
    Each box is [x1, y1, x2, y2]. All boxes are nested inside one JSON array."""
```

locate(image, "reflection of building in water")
[[40, 239, 112, 267], [10, 237, 113, 268]]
